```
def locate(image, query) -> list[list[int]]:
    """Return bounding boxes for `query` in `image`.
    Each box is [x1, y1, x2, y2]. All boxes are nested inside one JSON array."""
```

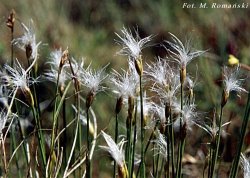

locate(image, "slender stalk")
[[0, 134, 7, 177], [125, 119, 130, 169], [11, 102, 24, 177], [178, 139, 186, 177], [153, 140, 155, 176], [159, 156, 164, 178], [125, 114, 133, 175], [115, 114, 119, 140], [6, 9, 15, 67], [128, 116, 133, 176], [49, 81, 72, 176], [136, 125, 157, 177], [62, 98, 67, 167], [229, 91, 250, 178], [48, 67, 63, 174], [210, 106, 224, 178], [80, 106, 97, 178], [207, 145, 213, 178], [139, 75, 145, 178], [113, 113, 119, 178], [155, 150, 160, 178], [165, 103, 171, 178], [63, 112, 79, 178], [68, 56, 82, 176], [26, 55, 41, 117], [170, 113, 175, 177], [10, 127, 22, 178], [176, 80, 184, 178], [78, 117, 82, 166], [17, 88, 44, 173], [86, 108, 92, 178], [10, 22, 14, 67], [30, 96, 46, 168], [131, 105, 137, 178], [62, 81, 80, 178], [166, 125, 170, 178], [8, 13, 19, 177], [78, 104, 82, 176], [125, 95, 134, 177], [12, 102, 31, 177]]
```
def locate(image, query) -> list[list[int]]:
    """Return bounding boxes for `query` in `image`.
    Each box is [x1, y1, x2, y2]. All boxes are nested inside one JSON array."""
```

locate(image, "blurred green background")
[[0, 0, 249, 176]]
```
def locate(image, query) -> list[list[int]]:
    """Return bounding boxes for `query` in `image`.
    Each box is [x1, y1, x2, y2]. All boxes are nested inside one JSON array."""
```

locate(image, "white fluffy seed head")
[[100, 131, 125, 168], [47, 48, 64, 69], [165, 33, 205, 69], [79, 64, 108, 95], [4, 60, 37, 92], [115, 27, 153, 60], [223, 66, 247, 95], [12, 20, 41, 59], [145, 57, 178, 88], [110, 60, 139, 100]]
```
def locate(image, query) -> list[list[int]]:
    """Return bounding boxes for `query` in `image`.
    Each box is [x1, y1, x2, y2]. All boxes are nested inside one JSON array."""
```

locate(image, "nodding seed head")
[[134, 56, 143, 76], [221, 89, 229, 108], [59, 48, 69, 70], [25, 43, 32, 60], [23, 86, 34, 107], [127, 96, 135, 125], [115, 96, 123, 115], [180, 67, 186, 85], [6, 9, 15, 31], [222, 66, 247, 105], [86, 91, 95, 109]]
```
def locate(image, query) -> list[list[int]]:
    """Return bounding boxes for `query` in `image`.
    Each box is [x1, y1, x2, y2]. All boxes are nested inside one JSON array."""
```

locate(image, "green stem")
[[207, 145, 213, 178], [25, 88, 46, 169], [165, 110, 171, 178], [139, 75, 145, 178], [10, 127, 22, 178], [17, 119, 29, 165], [170, 114, 175, 177], [159, 156, 164, 178], [128, 117, 133, 175], [49, 81, 72, 176], [0, 134, 7, 177], [125, 119, 131, 171], [131, 105, 137, 178], [155, 150, 160, 178], [86, 108, 92, 178], [30, 101, 46, 168], [176, 81, 184, 178], [62, 99, 67, 167], [77, 103, 82, 176], [153, 140, 155, 176], [48, 68, 62, 175], [136, 126, 156, 177], [211, 106, 224, 178], [63, 86, 80, 177], [229, 91, 250, 178], [114, 113, 118, 178], [166, 125, 171, 178]]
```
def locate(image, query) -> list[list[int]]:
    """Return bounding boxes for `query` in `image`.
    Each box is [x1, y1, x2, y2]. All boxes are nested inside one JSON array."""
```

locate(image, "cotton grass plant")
[[0, 11, 249, 178]]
